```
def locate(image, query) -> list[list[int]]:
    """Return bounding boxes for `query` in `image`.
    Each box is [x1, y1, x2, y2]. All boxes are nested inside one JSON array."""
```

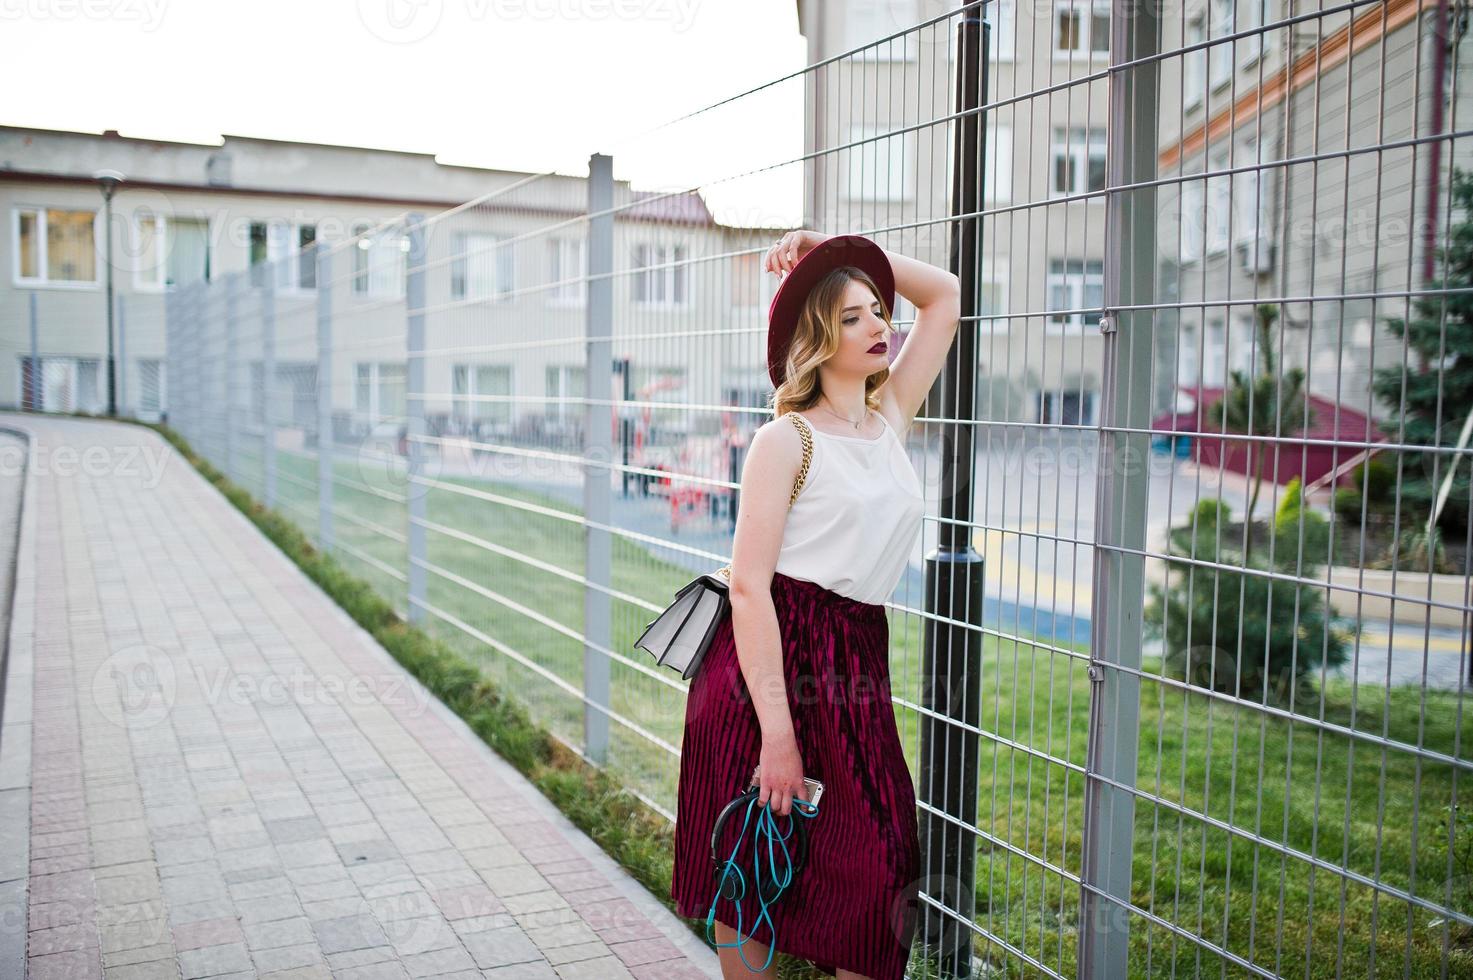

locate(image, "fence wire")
[[134, 1, 1473, 976]]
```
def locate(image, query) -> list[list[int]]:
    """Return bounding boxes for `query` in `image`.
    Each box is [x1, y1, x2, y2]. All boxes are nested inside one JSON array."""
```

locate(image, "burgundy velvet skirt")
[[670, 570, 920, 980]]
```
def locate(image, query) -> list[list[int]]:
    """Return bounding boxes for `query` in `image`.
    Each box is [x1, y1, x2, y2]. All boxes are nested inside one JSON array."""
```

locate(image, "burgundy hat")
[[766, 234, 895, 389]]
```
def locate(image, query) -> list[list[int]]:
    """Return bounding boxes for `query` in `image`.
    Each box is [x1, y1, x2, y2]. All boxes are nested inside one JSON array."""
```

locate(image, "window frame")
[[1209, 0, 1234, 90], [1052, 0, 1110, 59], [547, 235, 587, 307], [1206, 151, 1232, 256], [1048, 126, 1107, 198], [1184, 14, 1207, 110], [248, 219, 317, 293], [985, 120, 1013, 205], [843, 0, 920, 60], [989, 0, 1016, 62], [354, 361, 407, 426], [978, 256, 1011, 334], [1045, 257, 1105, 333], [1179, 177, 1207, 264], [450, 230, 516, 304], [131, 211, 213, 292], [845, 122, 914, 203], [12, 204, 102, 289], [451, 362, 514, 428], [545, 364, 587, 423], [350, 222, 409, 301], [631, 241, 690, 308]]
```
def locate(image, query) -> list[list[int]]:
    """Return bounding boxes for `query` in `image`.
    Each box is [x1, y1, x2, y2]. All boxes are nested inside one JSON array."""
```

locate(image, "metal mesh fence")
[[142, 1, 1473, 975]]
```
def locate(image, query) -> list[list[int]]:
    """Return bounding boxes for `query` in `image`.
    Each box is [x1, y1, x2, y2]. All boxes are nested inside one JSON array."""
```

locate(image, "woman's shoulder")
[[744, 414, 817, 501]]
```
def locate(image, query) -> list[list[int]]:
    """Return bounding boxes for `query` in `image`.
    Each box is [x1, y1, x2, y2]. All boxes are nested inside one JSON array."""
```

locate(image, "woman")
[[670, 230, 961, 979]]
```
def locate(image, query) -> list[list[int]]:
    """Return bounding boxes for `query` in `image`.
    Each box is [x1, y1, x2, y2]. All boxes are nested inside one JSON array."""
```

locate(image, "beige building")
[[796, 0, 1111, 427], [1155, 0, 1473, 429], [0, 126, 784, 444]]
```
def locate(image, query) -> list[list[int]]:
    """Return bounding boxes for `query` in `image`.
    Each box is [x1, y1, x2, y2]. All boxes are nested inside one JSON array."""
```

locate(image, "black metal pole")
[[615, 357, 633, 496], [917, 7, 988, 977]]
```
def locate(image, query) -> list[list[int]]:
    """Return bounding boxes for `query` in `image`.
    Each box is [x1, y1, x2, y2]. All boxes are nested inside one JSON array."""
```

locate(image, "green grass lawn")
[[263, 445, 1473, 978]]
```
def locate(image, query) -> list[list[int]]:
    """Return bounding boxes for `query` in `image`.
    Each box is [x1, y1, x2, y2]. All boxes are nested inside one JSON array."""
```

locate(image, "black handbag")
[[634, 413, 814, 680]]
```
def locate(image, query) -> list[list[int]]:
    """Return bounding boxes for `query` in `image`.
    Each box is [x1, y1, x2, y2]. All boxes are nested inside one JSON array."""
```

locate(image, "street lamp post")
[[95, 169, 125, 417]]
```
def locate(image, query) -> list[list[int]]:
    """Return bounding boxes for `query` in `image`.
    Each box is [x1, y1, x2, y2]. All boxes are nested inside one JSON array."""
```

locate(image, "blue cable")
[[705, 792, 820, 971]]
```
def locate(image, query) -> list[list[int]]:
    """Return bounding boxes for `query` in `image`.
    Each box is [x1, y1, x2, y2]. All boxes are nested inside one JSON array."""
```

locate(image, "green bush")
[[1331, 452, 1399, 523], [1144, 492, 1356, 705]]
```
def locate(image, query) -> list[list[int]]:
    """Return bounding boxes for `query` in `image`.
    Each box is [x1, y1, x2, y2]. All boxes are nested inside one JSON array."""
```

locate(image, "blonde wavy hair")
[[770, 266, 896, 421]]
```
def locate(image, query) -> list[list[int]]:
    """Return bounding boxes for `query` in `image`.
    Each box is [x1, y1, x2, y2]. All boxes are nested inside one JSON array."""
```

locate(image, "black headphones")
[[709, 784, 812, 907]]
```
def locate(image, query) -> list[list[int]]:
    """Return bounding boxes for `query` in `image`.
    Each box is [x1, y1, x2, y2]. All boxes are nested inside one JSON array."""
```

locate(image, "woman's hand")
[[765, 230, 830, 278], [756, 730, 809, 817]]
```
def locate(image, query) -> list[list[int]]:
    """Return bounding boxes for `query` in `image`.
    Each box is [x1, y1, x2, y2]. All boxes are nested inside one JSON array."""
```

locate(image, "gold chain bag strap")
[[634, 412, 814, 679]]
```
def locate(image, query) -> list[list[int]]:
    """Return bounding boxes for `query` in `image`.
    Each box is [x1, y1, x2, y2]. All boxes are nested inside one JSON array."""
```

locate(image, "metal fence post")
[[262, 271, 277, 508], [189, 281, 202, 446], [28, 292, 38, 411], [406, 214, 428, 626], [183, 282, 195, 442], [225, 272, 239, 481], [1077, 3, 1160, 976], [317, 244, 335, 554], [117, 294, 128, 417], [583, 153, 615, 765], [918, 9, 987, 976]]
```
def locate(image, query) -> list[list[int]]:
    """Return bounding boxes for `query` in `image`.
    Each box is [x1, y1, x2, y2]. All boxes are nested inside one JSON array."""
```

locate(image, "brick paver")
[[0, 415, 719, 980]]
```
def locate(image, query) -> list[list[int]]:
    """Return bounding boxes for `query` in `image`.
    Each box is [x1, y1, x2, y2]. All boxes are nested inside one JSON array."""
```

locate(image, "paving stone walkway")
[[0, 414, 720, 980]]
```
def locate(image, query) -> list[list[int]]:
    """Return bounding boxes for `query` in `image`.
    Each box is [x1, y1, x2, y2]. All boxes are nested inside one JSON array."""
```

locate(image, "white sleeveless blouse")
[[773, 410, 926, 605]]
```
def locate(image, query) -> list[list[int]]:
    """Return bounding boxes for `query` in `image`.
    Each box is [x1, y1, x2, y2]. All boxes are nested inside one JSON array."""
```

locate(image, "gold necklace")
[[817, 398, 869, 432]]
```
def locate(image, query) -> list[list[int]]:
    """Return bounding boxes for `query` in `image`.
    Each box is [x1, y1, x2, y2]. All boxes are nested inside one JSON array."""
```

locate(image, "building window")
[[1185, 15, 1206, 109], [989, 0, 1016, 62], [20, 356, 103, 412], [354, 362, 406, 426], [980, 257, 1010, 332], [452, 364, 513, 428], [1206, 151, 1232, 255], [1241, 0, 1266, 67], [1205, 318, 1226, 386], [545, 365, 586, 422], [1050, 126, 1107, 197], [248, 220, 316, 290], [1179, 178, 1206, 263], [548, 236, 586, 305], [14, 206, 98, 286], [134, 213, 210, 289], [846, 123, 912, 203], [1209, 0, 1234, 88], [451, 231, 514, 302], [1177, 323, 1200, 385], [844, 0, 919, 59], [138, 359, 165, 416], [1054, 0, 1109, 56], [1232, 138, 1270, 245], [986, 121, 1013, 205], [1046, 258, 1104, 330], [1038, 390, 1097, 426], [730, 250, 778, 310], [352, 223, 408, 299], [632, 242, 688, 306]]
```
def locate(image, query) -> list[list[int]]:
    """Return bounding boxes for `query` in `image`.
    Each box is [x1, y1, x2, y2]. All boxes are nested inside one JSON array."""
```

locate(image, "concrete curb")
[[0, 422, 35, 980]]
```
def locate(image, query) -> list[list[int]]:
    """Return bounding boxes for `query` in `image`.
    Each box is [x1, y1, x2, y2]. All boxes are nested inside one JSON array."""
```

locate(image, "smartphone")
[[749, 764, 824, 809]]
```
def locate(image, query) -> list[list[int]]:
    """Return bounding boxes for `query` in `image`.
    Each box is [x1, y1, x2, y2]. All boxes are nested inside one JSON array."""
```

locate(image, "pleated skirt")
[[670, 570, 920, 980]]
